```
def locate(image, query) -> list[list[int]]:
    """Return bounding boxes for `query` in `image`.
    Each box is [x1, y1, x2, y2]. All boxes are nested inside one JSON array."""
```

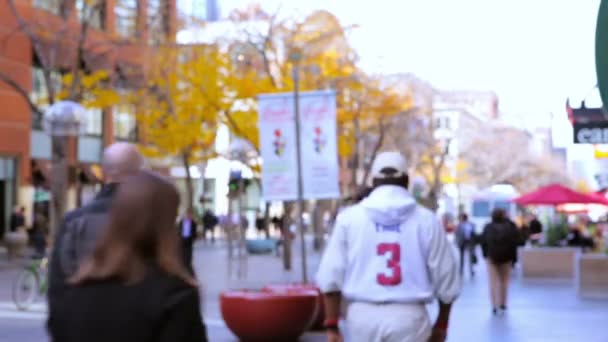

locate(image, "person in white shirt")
[[178, 208, 198, 275], [316, 151, 461, 342]]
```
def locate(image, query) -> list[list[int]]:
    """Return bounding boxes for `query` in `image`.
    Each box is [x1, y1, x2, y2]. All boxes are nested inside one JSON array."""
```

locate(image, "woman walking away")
[[48, 170, 208, 342], [482, 208, 520, 316]]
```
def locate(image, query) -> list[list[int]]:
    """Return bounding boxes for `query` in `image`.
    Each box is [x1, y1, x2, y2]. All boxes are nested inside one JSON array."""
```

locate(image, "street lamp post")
[[228, 138, 255, 279], [43, 101, 86, 239], [290, 49, 309, 283]]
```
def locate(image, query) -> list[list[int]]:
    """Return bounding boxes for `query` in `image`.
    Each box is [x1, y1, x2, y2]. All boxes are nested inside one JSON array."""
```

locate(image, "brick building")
[[0, 0, 176, 237]]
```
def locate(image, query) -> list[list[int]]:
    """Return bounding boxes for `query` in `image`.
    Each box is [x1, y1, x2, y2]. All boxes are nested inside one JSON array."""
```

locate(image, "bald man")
[[48, 143, 144, 327]]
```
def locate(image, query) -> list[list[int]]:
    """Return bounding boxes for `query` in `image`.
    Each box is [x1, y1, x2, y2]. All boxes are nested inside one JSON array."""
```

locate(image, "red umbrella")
[[513, 183, 608, 206]]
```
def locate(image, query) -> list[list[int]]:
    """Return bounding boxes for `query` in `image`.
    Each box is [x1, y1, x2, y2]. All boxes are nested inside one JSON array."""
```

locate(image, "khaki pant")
[[344, 301, 431, 342], [487, 261, 512, 308]]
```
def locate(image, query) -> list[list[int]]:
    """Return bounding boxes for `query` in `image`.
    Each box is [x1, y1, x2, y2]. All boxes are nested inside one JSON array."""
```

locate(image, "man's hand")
[[428, 325, 447, 342], [326, 330, 342, 342]]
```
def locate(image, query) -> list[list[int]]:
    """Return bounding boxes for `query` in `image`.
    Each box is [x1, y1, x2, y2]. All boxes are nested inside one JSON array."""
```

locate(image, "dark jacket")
[[48, 266, 208, 342], [201, 211, 218, 230], [481, 219, 520, 264], [529, 218, 543, 235], [48, 184, 118, 306], [9, 212, 25, 232]]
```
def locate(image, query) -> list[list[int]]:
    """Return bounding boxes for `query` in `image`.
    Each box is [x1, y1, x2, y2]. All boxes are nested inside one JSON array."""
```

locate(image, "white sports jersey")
[[316, 185, 461, 304]]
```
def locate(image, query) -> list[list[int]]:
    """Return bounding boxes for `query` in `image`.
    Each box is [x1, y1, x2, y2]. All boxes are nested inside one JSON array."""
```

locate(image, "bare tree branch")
[[361, 117, 387, 185], [0, 71, 43, 116]]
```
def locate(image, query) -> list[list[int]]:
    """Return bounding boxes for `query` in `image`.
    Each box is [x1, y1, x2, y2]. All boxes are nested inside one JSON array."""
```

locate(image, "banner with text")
[[258, 91, 339, 201]]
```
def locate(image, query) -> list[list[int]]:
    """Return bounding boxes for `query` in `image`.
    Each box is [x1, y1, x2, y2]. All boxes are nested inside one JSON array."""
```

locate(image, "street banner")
[[258, 94, 298, 201], [258, 90, 340, 201], [298, 91, 340, 199]]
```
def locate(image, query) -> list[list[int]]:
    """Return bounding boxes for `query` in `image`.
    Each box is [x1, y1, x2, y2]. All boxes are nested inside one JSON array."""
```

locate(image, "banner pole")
[[292, 59, 308, 283]]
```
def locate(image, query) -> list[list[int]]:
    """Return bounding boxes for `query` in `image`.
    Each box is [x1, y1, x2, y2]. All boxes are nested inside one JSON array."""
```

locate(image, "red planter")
[[263, 283, 325, 331], [220, 288, 319, 341]]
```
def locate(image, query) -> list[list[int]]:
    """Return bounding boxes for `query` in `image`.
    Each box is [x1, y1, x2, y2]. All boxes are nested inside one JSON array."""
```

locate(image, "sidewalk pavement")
[[193, 238, 608, 342], [1, 238, 607, 341]]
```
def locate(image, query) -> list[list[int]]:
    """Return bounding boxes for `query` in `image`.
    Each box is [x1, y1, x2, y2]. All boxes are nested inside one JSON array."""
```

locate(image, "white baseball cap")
[[371, 151, 408, 179]]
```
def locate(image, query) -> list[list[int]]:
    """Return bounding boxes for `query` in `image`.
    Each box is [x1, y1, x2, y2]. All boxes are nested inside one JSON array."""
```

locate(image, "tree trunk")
[[312, 200, 329, 251], [182, 152, 194, 210], [264, 200, 271, 238], [349, 115, 361, 195], [50, 136, 68, 241], [361, 119, 386, 186], [281, 201, 294, 271]]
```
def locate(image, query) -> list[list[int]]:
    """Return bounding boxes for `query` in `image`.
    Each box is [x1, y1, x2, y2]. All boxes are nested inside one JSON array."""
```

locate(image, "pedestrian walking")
[[255, 211, 270, 239], [48, 170, 208, 342], [528, 214, 543, 245], [178, 208, 198, 274], [201, 209, 218, 243], [48, 143, 144, 324], [455, 213, 477, 277], [316, 152, 461, 342], [9, 206, 26, 232], [31, 212, 49, 258], [481, 208, 520, 315]]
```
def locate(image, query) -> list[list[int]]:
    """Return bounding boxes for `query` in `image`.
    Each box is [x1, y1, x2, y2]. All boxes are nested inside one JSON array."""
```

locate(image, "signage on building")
[[573, 122, 608, 144], [568, 101, 608, 144], [258, 91, 340, 201]]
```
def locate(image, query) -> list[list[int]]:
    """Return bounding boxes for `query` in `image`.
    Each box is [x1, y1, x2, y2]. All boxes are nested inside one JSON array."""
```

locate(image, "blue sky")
[[207, 0, 602, 128]]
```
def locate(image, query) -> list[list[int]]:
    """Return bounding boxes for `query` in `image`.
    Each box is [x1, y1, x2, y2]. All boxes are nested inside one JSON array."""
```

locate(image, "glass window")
[[148, 0, 168, 45], [443, 117, 451, 130], [113, 105, 138, 141], [31, 66, 63, 130], [76, 0, 105, 30], [83, 107, 103, 136], [472, 200, 491, 217], [115, 0, 137, 38], [494, 200, 511, 211], [32, 0, 61, 15]]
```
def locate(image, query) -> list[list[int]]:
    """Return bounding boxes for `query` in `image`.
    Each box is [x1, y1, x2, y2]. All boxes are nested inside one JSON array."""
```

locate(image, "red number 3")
[[377, 243, 402, 286]]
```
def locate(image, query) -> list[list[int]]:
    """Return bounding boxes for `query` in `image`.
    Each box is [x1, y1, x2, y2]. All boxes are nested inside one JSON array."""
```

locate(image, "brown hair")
[[71, 170, 196, 286]]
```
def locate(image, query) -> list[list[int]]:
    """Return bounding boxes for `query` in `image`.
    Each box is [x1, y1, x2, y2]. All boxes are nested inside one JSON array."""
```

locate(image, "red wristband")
[[323, 318, 340, 329], [435, 321, 448, 331]]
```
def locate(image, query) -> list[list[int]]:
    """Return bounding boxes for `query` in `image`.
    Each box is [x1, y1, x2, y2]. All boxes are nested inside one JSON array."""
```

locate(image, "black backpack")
[[486, 222, 516, 264]]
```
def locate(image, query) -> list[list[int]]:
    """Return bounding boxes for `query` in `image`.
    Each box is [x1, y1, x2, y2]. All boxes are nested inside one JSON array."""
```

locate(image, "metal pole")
[[292, 63, 308, 283], [237, 158, 248, 279]]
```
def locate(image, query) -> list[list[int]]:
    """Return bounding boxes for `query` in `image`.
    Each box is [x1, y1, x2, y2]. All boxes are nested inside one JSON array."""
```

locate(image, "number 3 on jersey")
[[376, 243, 402, 286]]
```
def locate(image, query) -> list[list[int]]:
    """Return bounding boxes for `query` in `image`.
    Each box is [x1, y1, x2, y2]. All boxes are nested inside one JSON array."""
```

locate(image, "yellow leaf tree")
[[130, 44, 228, 209]]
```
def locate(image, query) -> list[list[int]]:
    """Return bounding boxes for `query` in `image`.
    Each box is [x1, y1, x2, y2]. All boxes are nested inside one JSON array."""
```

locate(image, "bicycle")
[[12, 257, 48, 310]]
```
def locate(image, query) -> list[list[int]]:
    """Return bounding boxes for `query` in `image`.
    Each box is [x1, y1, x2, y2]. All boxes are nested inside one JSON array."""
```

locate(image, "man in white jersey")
[[316, 151, 461, 342]]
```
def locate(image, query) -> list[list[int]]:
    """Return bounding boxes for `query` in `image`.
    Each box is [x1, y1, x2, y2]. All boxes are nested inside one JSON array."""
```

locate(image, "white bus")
[[468, 184, 520, 234]]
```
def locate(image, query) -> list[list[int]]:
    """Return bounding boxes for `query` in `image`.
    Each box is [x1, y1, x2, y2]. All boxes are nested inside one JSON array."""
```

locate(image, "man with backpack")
[[481, 208, 520, 315]]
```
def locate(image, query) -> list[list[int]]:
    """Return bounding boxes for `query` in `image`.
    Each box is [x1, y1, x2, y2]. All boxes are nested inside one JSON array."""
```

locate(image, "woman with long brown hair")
[[48, 170, 207, 342]]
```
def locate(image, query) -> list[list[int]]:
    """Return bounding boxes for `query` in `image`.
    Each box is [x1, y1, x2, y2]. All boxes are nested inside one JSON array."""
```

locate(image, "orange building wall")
[[0, 0, 33, 184], [0, 0, 176, 186]]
